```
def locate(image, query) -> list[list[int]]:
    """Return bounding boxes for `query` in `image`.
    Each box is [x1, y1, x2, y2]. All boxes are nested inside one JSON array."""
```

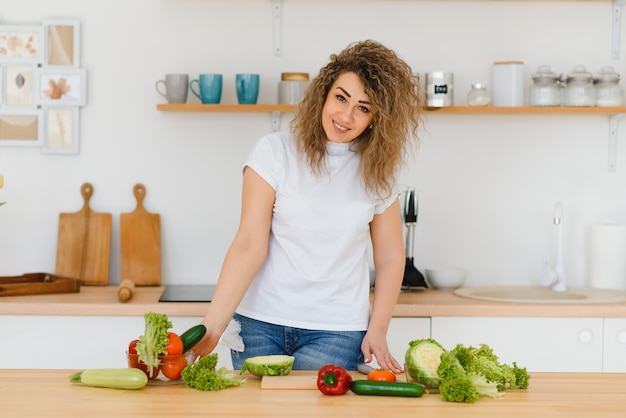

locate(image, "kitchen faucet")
[[540, 202, 567, 292]]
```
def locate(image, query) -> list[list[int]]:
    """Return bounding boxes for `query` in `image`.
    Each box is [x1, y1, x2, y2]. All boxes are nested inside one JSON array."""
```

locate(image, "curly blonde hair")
[[291, 40, 423, 198]]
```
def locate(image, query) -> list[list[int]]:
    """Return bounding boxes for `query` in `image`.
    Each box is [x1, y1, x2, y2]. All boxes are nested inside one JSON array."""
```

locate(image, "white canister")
[[425, 72, 453, 107], [492, 61, 524, 106], [278, 72, 310, 104]]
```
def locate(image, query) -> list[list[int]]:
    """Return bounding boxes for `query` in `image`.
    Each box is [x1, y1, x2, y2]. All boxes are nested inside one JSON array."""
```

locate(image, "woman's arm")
[[193, 167, 275, 356], [362, 198, 405, 372]]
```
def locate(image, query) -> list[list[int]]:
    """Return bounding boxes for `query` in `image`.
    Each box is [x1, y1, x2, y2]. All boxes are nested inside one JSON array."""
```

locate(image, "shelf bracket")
[[608, 114, 624, 172], [271, 111, 281, 132], [273, 0, 282, 56], [612, 0, 626, 58]]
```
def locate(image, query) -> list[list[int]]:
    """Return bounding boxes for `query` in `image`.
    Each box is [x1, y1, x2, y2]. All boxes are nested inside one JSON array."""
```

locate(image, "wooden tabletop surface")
[[2, 285, 626, 318], [1, 369, 625, 417]]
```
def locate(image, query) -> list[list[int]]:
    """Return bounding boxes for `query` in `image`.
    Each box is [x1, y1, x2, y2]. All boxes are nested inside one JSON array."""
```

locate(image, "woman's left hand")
[[361, 331, 403, 373]]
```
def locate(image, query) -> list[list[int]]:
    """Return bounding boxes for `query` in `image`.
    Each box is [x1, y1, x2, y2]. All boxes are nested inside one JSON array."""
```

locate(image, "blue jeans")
[[231, 313, 365, 370]]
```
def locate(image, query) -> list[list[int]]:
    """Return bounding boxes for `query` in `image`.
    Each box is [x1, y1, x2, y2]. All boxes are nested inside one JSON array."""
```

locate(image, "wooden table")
[[2, 370, 625, 417]]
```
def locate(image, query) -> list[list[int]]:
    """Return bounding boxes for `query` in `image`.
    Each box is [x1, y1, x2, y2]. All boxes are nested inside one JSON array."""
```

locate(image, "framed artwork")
[[34, 67, 86, 106], [0, 25, 44, 64], [43, 19, 80, 67], [0, 108, 43, 147], [43, 107, 79, 154], [2, 64, 35, 106], [0, 19, 83, 155]]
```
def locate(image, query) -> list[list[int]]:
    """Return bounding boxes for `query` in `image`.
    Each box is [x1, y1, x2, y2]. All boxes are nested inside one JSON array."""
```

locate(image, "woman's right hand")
[[192, 324, 223, 358]]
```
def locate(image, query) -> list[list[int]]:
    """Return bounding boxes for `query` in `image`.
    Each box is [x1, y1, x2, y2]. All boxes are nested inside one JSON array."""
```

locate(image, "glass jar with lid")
[[278, 72, 310, 104], [563, 65, 595, 107], [594, 66, 624, 107], [467, 83, 491, 106], [529, 65, 561, 106]]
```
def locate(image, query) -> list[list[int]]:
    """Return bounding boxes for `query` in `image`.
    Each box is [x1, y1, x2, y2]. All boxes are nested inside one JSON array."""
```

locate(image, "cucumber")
[[350, 380, 425, 397], [69, 368, 148, 390], [180, 324, 207, 353]]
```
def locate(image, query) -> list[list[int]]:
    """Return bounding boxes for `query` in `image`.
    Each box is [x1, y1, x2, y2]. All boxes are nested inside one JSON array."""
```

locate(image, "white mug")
[[156, 74, 189, 104]]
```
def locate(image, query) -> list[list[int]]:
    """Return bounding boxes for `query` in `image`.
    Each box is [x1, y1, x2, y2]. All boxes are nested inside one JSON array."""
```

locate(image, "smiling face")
[[321, 72, 374, 143]]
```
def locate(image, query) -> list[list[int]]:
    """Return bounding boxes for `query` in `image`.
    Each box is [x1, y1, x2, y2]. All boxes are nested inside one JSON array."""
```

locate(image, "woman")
[[194, 40, 422, 373]]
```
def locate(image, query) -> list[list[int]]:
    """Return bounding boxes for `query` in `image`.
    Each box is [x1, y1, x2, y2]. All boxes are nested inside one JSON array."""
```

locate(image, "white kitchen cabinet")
[[1, 315, 233, 370], [603, 318, 626, 372], [431, 316, 604, 372], [3, 314, 430, 371], [372, 317, 430, 369]]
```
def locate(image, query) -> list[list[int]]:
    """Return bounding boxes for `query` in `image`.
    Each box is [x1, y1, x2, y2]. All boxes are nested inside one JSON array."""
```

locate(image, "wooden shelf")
[[424, 106, 626, 115], [157, 103, 626, 116], [157, 103, 297, 112]]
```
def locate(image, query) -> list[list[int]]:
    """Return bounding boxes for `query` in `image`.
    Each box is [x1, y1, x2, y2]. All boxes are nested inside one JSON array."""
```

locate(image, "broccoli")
[[405, 338, 446, 388], [135, 312, 172, 378], [181, 353, 245, 391]]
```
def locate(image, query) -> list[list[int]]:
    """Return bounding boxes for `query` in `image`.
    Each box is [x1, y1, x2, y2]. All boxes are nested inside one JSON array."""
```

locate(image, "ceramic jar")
[[278, 72, 310, 104]]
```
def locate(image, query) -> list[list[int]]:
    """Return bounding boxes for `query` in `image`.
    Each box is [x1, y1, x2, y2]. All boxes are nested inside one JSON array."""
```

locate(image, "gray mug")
[[155, 74, 189, 104]]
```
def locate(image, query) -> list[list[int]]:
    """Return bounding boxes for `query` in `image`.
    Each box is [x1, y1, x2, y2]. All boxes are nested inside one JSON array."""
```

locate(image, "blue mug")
[[236, 73, 260, 104], [190, 74, 222, 104]]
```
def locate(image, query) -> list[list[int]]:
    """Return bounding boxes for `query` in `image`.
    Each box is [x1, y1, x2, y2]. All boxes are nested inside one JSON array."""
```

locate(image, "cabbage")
[[405, 338, 445, 388], [240, 355, 295, 376]]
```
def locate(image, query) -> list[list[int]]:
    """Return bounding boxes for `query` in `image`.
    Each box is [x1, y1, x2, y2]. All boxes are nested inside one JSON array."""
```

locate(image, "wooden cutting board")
[[120, 183, 161, 286], [261, 375, 318, 390], [55, 183, 112, 286], [0, 273, 80, 296]]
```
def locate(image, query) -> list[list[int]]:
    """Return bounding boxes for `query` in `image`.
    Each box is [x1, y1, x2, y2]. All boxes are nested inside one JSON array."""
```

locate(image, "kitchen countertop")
[[1, 285, 626, 317], [2, 369, 625, 417]]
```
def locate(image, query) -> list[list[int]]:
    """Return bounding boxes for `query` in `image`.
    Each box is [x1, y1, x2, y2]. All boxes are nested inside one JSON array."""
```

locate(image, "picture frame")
[[0, 25, 44, 64], [2, 64, 36, 107], [0, 108, 43, 147], [43, 19, 80, 67], [34, 67, 86, 106], [42, 106, 80, 154]]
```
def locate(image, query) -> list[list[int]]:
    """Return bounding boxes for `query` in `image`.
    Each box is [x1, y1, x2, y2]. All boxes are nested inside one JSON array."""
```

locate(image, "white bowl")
[[425, 268, 467, 290]]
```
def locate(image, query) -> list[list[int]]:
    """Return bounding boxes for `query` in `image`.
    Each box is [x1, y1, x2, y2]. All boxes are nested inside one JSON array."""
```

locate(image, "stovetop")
[[159, 285, 217, 302]]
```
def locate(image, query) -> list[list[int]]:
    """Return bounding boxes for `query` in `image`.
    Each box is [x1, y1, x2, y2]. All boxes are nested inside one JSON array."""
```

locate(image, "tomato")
[[127, 339, 149, 376], [128, 339, 139, 355], [165, 332, 184, 356], [367, 369, 397, 382], [160, 355, 188, 380]]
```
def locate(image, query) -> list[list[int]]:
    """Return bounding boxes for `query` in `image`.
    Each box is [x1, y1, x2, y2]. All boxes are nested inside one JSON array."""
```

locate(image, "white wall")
[[1, 0, 625, 289]]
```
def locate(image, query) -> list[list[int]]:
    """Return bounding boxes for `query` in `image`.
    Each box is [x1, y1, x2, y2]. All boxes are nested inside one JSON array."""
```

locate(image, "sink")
[[454, 286, 626, 304]]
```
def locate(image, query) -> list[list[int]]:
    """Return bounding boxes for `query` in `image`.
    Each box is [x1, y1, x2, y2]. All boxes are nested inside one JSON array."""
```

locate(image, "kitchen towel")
[[588, 224, 626, 290]]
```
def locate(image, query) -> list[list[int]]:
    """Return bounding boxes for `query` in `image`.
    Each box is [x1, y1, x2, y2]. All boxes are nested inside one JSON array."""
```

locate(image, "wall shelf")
[[157, 103, 626, 116], [156, 104, 297, 112], [424, 106, 626, 116]]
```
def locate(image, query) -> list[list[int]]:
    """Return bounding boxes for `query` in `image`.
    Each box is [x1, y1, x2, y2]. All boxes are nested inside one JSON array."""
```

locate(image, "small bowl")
[[425, 268, 467, 290], [126, 350, 194, 385]]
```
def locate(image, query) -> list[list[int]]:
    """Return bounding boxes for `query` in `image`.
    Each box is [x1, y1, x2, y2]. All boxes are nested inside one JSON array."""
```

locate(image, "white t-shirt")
[[236, 132, 398, 331]]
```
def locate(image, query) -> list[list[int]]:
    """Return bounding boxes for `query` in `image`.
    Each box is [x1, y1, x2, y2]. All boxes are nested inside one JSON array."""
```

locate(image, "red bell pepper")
[[317, 364, 352, 395]]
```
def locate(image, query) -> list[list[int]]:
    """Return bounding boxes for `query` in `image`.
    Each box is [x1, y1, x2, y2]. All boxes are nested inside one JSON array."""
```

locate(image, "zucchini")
[[180, 324, 207, 353], [350, 380, 425, 397], [69, 368, 148, 390]]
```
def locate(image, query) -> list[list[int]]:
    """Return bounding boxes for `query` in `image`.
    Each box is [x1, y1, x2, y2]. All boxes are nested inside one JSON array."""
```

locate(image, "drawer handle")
[[578, 329, 593, 344], [617, 330, 626, 344]]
